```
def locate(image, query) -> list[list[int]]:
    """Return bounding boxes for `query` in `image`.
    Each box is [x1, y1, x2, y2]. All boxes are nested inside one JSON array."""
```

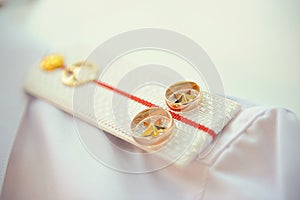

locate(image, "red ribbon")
[[93, 80, 217, 138]]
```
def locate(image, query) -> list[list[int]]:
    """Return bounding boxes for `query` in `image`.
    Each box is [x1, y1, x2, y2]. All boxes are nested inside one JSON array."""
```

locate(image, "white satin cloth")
[[1, 98, 299, 200]]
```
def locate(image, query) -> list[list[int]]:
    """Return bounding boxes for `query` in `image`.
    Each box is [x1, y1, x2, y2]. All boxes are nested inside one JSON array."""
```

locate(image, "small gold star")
[[174, 90, 196, 105], [40, 54, 64, 71], [141, 119, 166, 137]]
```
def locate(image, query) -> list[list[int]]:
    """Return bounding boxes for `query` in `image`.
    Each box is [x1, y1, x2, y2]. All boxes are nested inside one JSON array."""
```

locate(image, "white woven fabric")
[[23, 64, 240, 166]]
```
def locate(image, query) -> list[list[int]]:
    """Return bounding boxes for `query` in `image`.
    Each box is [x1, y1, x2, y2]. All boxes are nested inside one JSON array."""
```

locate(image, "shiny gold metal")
[[140, 119, 167, 137], [165, 81, 202, 112], [61, 61, 99, 87], [131, 107, 174, 147], [40, 54, 64, 71]]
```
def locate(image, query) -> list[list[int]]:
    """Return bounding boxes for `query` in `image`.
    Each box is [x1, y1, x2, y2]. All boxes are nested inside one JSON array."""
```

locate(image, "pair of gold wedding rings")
[[131, 81, 203, 147], [40, 54, 203, 147]]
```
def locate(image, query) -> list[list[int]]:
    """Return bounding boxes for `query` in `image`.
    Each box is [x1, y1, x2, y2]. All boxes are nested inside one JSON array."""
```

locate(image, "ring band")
[[165, 81, 202, 112], [61, 61, 99, 87], [131, 107, 174, 147]]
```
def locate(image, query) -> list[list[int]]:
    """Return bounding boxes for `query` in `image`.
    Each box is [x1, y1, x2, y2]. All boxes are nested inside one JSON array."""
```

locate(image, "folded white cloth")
[[0, 17, 45, 197], [1, 98, 299, 200]]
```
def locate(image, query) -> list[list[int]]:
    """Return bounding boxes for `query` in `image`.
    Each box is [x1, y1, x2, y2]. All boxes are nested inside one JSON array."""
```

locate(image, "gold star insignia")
[[173, 90, 196, 105], [141, 119, 167, 137]]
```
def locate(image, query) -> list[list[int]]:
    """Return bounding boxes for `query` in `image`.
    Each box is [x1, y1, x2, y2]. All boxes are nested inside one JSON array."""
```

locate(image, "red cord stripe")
[[93, 80, 217, 138]]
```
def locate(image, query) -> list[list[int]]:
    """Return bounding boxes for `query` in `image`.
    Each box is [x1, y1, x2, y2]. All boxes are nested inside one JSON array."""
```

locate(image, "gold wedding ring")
[[61, 61, 99, 87], [131, 107, 174, 147], [165, 81, 202, 112]]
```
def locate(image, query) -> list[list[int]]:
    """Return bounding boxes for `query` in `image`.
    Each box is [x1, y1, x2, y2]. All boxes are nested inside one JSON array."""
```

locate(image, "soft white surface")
[[1, 100, 300, 200], [0, 0, 300, 199], [2, 0, 300, 116], [0, 16, 45, 196]]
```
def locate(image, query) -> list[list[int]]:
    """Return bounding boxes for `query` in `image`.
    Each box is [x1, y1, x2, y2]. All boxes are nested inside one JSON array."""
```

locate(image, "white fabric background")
[[0, 18, 45, 195], [2, 0, 300, 116], [1, 1, 300, 199], [1, 99, 300, 200]]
